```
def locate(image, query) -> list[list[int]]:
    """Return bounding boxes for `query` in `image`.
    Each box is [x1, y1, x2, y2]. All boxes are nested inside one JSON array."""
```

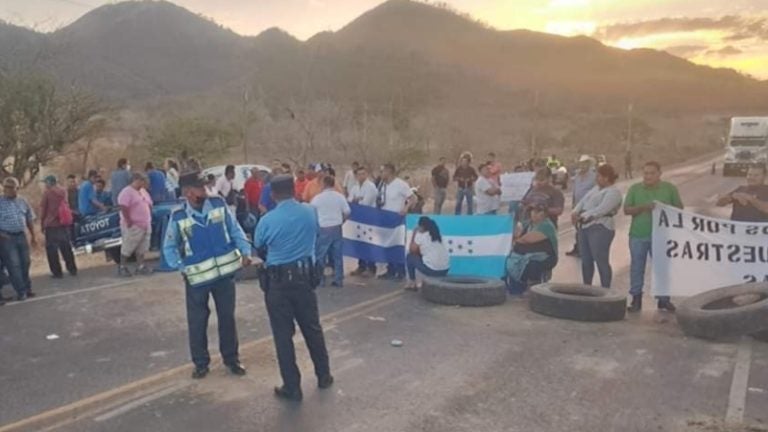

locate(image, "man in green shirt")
[[623, 161, 683, 313]]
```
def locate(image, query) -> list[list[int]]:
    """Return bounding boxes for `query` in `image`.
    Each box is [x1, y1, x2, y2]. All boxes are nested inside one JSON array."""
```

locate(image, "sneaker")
[[27, 291, 36, 298], [330, 281, 343, 288], [377, 273, 396, 280], [565, 249, 580, 257], [350, 268, 366, 277], [118, 266, 133, 277], [136, 265, 153, 276]]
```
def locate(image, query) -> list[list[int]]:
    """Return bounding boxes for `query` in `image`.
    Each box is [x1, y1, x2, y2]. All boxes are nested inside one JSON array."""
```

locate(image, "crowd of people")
[[3, 149, 768, 317]]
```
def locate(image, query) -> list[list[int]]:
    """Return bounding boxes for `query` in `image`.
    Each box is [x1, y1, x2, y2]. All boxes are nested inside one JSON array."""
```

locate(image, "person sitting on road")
[[716, 164, 768, 222], [506, 203, 559, 292], [405, 216, 450, 291], [571, 164, 622, 289]]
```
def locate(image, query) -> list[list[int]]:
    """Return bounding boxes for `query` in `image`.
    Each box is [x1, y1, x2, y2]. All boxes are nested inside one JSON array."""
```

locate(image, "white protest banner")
[[651, 202, 768, 297], [500, 172, 535, 202]]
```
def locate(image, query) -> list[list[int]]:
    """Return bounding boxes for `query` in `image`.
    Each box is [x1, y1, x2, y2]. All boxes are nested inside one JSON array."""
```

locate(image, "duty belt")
[[265, 257, 314, 283]]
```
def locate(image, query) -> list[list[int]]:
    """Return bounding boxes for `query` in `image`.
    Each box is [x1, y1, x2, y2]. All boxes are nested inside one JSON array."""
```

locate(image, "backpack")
[[58, 199, 73, 226]]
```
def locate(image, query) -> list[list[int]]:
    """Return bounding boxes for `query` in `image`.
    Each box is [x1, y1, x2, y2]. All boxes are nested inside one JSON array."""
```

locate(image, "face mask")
[[126, 165, 131, 171]]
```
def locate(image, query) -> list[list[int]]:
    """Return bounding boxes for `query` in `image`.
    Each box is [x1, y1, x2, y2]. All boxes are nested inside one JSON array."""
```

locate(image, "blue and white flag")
[[343, 204, 406, 264], [406, 215, 513, 278]]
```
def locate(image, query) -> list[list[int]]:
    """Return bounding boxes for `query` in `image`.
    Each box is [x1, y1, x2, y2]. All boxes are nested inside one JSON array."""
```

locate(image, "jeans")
[[579, 225, 615, 288], [433, 188, 447, 214], [316, 226, 343, 286], [265, 278, 330, 391], [406, 253, 449, 281], [455, 188, 474, 215], [185, 277, 239, 369], [45, 226, 77, 277], [0, 232, 31, 297], [629, 237, 670, 301]]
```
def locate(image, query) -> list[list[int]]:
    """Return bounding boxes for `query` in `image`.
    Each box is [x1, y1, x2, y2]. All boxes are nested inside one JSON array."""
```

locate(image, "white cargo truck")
[[723, 117, 768, 176]]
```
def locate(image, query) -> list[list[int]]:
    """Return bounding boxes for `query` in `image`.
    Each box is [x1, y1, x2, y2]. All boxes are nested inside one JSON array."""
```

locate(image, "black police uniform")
[[253, 175, 333, 401]]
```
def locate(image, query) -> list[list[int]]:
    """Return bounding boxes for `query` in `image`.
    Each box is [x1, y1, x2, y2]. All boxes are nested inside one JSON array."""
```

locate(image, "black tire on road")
[[421, 276, 506, 307], [677, 283, 768, 340], [528, 283, 626, 322]]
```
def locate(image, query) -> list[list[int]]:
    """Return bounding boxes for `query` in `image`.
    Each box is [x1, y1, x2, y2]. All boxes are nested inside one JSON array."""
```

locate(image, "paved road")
[[1, 156, 766, 432]]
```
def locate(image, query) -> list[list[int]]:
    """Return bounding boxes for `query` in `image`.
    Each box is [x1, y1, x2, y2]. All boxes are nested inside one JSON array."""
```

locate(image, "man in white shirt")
[[311, 176, 351, 287], [342, 161, 360, 197], [348, 166, 379, 276], [376, 163, 415, 280], [475, 162, 502, 215]]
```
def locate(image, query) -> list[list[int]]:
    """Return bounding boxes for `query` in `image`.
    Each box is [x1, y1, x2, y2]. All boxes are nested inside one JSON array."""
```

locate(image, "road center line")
[[3, 280, 142, 306], [725, 337, 753, 425]]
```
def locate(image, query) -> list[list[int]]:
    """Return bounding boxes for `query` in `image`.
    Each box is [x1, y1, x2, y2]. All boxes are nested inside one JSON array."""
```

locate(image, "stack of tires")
[[677, 283, 768, 342]]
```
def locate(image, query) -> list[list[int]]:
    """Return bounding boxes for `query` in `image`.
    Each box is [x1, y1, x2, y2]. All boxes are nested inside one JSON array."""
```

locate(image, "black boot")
[[627, 295, 642, 312], [657, 298, 677, 312]]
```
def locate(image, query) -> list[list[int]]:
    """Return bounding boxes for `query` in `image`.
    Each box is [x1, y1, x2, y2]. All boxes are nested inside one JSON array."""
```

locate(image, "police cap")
[[270, 174, 295, 196], [178, 171, 206, 189]]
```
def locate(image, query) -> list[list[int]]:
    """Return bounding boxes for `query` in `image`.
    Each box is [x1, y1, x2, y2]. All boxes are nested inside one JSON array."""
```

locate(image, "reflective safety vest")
[[172, 198, 242, 287]]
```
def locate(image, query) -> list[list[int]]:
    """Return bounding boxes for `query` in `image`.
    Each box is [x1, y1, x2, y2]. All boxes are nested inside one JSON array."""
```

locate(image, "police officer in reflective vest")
[[254, 175, 333, 401], [162, 172, 252, 379]]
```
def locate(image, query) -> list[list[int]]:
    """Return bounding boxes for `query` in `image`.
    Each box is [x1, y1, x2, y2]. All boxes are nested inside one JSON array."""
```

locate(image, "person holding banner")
[[624, 161, 683, 312], [348, 167, 379, 277], [716, 165, 768, 222], [377, 163, 415, 280], [572, 165, 622, 288], [405, 217, 450, 291], [475, 163, 502, 215]]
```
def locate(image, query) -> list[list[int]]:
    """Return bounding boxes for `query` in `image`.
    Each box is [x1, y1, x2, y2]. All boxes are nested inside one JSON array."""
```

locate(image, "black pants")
[[185, 277, 239, 369], [265, 279, 330, 391], [44, 227, 77, 277], [522, 256, 557, 283]]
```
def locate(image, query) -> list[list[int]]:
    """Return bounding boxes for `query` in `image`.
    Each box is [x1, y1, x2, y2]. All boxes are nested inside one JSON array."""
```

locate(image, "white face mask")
[[126, 165, 132, 171]]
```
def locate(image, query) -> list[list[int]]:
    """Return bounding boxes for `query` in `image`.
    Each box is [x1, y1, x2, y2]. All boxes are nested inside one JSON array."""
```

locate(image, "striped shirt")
[[0, 196, 35, 233]]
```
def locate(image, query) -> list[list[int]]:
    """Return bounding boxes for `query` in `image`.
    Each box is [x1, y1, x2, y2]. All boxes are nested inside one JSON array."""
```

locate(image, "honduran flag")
[[405, 215, 513, 278], [342, 204, 406, 264]]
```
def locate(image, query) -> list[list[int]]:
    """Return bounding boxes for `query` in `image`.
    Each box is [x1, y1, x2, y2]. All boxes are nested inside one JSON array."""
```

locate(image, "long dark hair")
[[418, 216, 442, 242]]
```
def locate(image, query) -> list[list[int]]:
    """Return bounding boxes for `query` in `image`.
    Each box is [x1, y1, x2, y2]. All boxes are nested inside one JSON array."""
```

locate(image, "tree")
[[146, 117, 236, 165], [0, 74, 105, 186]]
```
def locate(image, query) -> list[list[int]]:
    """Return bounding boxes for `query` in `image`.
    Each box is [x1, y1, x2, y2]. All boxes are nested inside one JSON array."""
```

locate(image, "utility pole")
[[531, 89, 540, 158], [242, 86, 250, 162], [626, 102, 633, 152]]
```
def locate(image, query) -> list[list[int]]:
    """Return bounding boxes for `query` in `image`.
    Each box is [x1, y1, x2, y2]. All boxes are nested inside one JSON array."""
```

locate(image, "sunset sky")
[[2, 0, 767, 79]]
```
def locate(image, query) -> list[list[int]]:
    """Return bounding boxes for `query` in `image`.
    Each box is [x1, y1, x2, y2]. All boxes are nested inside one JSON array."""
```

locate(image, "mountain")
[[2, 0, 768, 112]]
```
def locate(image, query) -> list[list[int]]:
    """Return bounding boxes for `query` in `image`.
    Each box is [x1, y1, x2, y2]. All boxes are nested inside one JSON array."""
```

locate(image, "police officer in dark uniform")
[[253, 175, 333, 401], [163, 172, 251, 379]]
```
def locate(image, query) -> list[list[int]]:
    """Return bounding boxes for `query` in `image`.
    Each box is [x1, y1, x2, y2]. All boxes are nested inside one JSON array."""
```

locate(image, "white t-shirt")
[[343, 170, 357, 193], [311, 189, 351, 228], [475, 176, 500, 214], [380, 178, 413, 213], [414, 231, 450, 271], [215, 176, 234, 198], [348, 180, 378, 207]]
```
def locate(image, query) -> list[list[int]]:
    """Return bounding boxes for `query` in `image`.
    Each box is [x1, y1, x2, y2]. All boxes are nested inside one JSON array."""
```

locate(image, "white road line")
[[93, 382, 190, 422], [725, 337, 753, 425], [4, 280, 140, 306]]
